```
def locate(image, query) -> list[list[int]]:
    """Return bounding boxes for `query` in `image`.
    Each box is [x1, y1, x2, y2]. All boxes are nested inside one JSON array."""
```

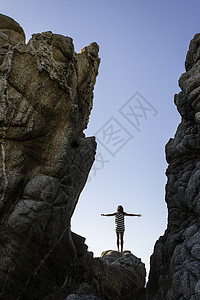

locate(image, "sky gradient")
[[1, 0, 200, 277]]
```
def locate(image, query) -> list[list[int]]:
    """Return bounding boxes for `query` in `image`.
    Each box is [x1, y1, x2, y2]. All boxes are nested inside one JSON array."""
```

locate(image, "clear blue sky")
[[1, 0, 200, 277]]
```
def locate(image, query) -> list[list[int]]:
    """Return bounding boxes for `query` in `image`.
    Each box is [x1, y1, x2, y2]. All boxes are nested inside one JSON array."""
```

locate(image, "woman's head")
[[117, 205, 124, 213]]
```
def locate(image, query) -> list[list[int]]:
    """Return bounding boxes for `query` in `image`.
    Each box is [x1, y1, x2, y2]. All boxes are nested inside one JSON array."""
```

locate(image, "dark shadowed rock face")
[[93, 250, 146, 300], [0, 14, 100, 299], [66, 250, 146, 300], [147, 34, 200, 300]]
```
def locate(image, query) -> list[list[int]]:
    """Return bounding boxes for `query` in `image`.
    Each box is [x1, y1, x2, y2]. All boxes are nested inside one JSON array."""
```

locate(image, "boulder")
[[91, 250, 146, 300], [66, 250, 146, 300]]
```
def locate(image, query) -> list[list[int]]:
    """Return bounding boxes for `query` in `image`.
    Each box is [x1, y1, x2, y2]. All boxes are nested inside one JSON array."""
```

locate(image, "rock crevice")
[[2, 13, 199, 300]]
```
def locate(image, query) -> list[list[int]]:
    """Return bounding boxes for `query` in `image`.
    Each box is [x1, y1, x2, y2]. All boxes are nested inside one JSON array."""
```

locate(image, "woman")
[[101, 205, 142, 252]]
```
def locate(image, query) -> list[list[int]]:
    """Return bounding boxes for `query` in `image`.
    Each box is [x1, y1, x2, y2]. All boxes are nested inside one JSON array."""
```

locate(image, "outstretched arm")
[[101, 213, 115, 216], [124, 213, 142, 217]]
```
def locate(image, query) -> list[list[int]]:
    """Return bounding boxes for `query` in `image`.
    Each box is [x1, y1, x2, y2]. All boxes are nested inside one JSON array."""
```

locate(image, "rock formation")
[[147, 34, 200, 299], [67, 250, 146, 300], [93, 250, 146, 300], [0, 13, 100, 299]]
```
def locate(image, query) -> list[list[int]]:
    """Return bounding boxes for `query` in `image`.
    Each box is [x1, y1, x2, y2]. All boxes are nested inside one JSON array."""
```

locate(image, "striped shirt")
[[115, 212, 125, 233]]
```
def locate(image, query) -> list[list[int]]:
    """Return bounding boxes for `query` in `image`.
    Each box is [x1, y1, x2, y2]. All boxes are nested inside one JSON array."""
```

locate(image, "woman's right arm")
[[101, 213, 115, 216]]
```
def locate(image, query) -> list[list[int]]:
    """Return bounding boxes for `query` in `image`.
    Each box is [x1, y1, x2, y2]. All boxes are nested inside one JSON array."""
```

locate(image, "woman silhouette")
[[101, 205, 141, 252]]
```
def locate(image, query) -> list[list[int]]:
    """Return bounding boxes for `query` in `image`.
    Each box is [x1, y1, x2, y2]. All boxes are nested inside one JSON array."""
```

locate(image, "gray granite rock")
[[92, 250, 146, 300], [147, 34, 200, 300], [0, 13, 100, 299], [64, 247, 146, 300], [66, 283, 101, 300]]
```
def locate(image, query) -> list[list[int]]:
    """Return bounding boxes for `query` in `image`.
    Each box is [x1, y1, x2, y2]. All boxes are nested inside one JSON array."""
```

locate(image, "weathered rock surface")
[[93, 250, 146, 300], [66, 283, 101, 300], [147, 34, 200, 300], [67, 250, 146, 300], [0, 13, 100, 299]]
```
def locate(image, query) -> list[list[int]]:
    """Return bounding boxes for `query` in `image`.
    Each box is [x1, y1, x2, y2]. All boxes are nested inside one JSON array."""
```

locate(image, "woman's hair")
[[117, 205, 124, 214]]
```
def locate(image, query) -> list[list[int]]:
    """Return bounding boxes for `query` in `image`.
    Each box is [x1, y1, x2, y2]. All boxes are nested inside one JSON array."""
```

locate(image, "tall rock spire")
[[0, 13, 100, 299], [147, 34, 200, 300]]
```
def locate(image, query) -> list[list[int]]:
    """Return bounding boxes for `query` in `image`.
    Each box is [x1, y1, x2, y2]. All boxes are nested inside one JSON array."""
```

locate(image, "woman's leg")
[[116, 232, 120, 252], [120, 232, 124, 252]]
